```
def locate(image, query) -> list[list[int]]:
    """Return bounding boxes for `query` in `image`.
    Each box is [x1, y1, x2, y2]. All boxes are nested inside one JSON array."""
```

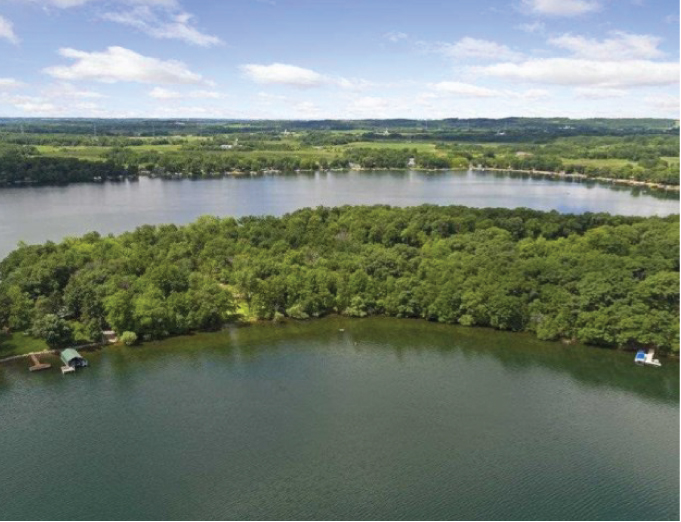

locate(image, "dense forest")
[[0, 206, 678, 353], [0, 148, 138, 185]]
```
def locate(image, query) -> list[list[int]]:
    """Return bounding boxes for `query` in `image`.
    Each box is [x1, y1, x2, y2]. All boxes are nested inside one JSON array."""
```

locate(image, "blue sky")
[[0, 0, 678, 119]]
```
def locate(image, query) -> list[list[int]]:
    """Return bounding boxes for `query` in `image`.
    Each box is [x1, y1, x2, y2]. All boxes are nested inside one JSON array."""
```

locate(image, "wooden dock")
[[29, 354, 51, 372], [61, 365, 75, 375]]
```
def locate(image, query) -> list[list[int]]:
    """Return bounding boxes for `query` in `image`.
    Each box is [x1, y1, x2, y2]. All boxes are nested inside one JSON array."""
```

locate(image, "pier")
[[28, 354, 51, 372]]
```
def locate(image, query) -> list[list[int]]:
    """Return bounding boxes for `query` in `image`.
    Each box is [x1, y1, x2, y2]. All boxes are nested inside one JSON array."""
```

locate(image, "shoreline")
[[2, 315, 676, 366], [476, 167, 680, 192], [148, 167, 681, 192], [0, 340, 110, 365], [2, 167, 679, 192]]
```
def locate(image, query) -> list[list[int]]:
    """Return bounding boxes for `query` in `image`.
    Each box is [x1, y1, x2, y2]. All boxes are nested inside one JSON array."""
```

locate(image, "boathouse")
[[60, 349, 88, 369]]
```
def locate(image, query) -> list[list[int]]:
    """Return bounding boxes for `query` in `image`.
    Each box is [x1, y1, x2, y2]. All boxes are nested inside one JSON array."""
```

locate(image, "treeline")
[[120, 146, 676, 184], [108, 147, 458, 174], [477, 154, 679, 185], [0, 206, 678, 352], [0, 152, 138, 186], [545, 136, 679, 161], [0, 133, 185, 147], [1, 117, 676, 136], [341, 147, 455, 169], [1, 131, 678, 185], [130, 150, 350, 174]]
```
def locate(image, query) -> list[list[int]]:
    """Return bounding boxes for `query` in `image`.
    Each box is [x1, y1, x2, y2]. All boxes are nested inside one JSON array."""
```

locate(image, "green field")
[[34, 140, 441, 163], [0, 331, 49, 358], [562, 158, 635, 169], [347, 141, 439, 152], [36, 143, 186, 159]]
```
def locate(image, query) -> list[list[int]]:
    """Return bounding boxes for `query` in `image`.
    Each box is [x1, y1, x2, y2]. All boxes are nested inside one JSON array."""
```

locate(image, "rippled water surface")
[[0, 170, 678, 259], [1, 318, 678, 520]]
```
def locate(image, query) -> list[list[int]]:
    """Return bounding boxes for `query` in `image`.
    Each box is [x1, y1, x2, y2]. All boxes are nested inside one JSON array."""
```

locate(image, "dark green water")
[[0, 318, 678, 520]]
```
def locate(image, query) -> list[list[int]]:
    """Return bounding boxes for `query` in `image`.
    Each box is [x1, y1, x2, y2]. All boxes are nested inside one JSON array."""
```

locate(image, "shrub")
[[120, 331, 138, 346]]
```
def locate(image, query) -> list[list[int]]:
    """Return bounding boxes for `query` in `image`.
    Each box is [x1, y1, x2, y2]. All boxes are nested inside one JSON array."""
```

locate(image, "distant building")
[[220, 144, 233, 150]]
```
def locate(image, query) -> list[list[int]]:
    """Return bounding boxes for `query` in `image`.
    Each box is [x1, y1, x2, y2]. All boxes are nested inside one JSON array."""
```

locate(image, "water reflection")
[[0, 170, 677, 259], [0, 317, 677, 520], [3, 318, 675, 405]]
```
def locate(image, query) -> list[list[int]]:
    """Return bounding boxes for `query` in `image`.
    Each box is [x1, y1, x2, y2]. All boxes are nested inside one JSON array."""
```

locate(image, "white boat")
[[634, 349, 662, 367]]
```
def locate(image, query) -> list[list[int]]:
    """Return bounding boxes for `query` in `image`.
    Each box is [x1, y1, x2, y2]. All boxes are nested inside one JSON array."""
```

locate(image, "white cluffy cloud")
[[435, 37, 523, 61], [523, 0, 600, 16], [431, 81, 501, 97], [0, 78, 23, 88], [149, 87, 180, 99], [516, 21, 545, 34], [475, 58, 679, 88], [17, 1, 219, 47], [43, 82, 106, 98], [240, 63, 326, 88], [384, 31, 408, 43], [431, 81, 549, 100], [102, 5, 221, 47], [240, 63, 372, 90], [549, 31, 664, 60], [0, 15, 18, 43], [574, 87, 627, 99], [149, 87, 224, 99], [44, 46, 205, 84], [0, 87, 108, 116]]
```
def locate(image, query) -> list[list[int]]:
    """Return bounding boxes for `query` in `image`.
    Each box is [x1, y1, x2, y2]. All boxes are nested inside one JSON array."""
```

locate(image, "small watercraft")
[[634, 349, 662, 367]]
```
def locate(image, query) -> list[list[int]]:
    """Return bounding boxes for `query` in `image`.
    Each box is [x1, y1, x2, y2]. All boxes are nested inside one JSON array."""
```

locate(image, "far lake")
[[0, 317, 678, 520], [0, 170, 678, 259]]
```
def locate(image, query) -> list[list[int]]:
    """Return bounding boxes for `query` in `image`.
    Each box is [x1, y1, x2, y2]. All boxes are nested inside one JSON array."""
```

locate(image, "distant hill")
[[0, 117, 677, 137]]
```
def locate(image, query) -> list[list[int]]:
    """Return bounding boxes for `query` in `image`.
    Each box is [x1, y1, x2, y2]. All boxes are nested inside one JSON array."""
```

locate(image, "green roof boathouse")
[[60, 348, 88, 374]]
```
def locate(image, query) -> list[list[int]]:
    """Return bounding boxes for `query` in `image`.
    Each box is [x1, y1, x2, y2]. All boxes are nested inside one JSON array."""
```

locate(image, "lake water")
[[0, 170, 678, 259], [0, 318, 678, 520]]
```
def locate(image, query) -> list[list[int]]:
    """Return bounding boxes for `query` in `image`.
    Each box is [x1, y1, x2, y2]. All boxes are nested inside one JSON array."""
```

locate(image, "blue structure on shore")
[[635, 349, 661, 367]]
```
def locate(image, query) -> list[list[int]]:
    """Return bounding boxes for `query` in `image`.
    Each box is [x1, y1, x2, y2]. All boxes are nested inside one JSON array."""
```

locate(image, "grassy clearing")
[[128, 144, 185, 153], [345, 141, 439, 152], [36, 144, 185, 159], [218, 283, 256, 321], [35, 145, 108, 160], [0, 332, 49, 358], [34, 140, 444, 162], [233, 149, 336, 159], [561, 158, 635, 169]]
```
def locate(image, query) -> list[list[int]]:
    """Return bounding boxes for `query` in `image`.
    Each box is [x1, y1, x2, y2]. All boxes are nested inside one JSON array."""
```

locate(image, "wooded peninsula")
[[1, 205, 678, 356]]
